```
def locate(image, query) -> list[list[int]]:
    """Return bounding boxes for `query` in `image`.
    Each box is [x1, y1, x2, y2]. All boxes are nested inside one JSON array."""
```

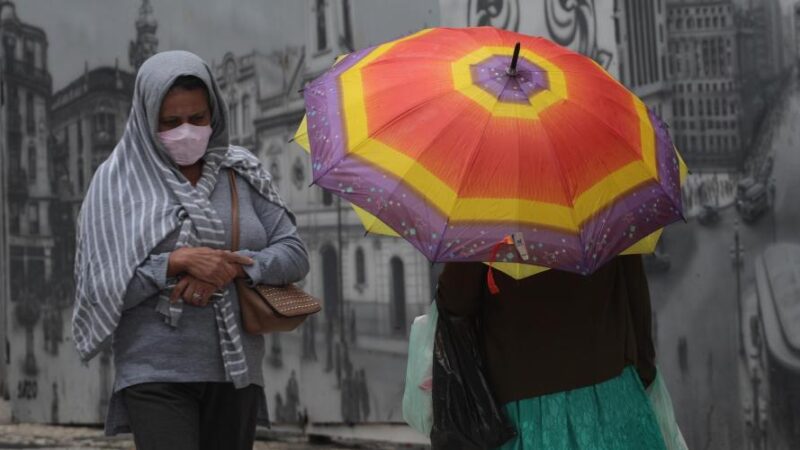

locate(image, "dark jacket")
[[436, 255, 656, 405]]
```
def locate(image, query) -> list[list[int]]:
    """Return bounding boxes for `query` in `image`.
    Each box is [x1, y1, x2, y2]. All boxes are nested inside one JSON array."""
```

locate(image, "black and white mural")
[[1, 1, 800, 449]]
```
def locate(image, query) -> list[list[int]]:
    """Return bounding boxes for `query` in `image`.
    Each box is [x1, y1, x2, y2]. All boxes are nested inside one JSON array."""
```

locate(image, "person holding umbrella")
[[436, 256, 663, 449], [296, 27, 687, 449]]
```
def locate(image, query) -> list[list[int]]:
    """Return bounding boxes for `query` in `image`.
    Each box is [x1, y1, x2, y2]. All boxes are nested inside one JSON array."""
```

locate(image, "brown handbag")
[[228, 171, 321, 334]]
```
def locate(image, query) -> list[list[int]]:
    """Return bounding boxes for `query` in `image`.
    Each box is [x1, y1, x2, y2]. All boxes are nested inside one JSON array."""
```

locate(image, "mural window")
[[23, 41, 34, 70], [390, 257, 406, 334], [315, 0, 328, 52], [241, 95, 251, 136], [27, 144, 36, 182], [77, 118, 84, 150], [93, 112, 115, 140], [26, 92, 35, 134], [8, 83, 19, 109], [9, 203, 20, 235], [342, 0, 353, 51], [10, 247, 24, 298], [229, 101, 238, 137], [77, 149, 85, 189], [292, 157, 306, 190], [29, 203, 39, 235], [355, 247, 366, 286], [270, 159, 281, 185], [321, 245, 340, 322], [27, 256, 45, 296]]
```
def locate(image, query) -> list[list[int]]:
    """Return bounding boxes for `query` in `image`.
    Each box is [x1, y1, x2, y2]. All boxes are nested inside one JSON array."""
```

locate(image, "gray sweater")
[[105, 169, 309, 434]]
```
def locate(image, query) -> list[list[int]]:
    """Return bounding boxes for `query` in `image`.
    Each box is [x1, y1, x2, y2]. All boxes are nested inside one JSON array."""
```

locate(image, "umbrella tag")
[[512, 232, 529, 261]]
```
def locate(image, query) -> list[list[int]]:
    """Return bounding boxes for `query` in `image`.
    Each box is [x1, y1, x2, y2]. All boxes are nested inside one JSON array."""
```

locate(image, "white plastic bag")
[[647, 368, 689, 450], [402, 301, 438, 435]]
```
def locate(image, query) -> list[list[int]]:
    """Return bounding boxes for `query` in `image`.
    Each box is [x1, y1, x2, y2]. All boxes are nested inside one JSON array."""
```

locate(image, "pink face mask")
[[158, 123, 213, 166]]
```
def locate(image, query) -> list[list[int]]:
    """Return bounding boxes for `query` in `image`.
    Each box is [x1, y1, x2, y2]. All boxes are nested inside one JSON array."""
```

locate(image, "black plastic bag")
[[430, 308, 517, 450]]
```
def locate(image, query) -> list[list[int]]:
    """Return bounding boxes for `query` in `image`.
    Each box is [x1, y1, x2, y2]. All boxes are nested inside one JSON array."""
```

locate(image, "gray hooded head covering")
[[72, 51, 288, 388]]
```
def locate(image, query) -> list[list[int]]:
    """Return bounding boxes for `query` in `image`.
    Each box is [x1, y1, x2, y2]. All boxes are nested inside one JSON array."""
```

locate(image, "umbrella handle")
[[506, 42, 521, 77]]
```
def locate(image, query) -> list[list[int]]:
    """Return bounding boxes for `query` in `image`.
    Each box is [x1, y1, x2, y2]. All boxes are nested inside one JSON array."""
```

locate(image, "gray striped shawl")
[[72, 51, 290, 388]]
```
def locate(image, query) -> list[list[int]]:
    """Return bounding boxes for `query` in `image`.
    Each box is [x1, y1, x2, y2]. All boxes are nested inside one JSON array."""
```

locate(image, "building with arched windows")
[[248, 0, 439, 429], [0, 0, 142, 424], [0, 0, 57, 420], [213, 50, 290, 151]]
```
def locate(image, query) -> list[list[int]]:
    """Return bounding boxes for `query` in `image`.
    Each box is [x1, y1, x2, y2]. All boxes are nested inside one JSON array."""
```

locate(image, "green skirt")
[[497, 367, 667, 450]]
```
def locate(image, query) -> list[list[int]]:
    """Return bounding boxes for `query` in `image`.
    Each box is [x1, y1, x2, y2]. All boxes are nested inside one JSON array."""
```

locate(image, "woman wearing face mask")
[[72, 51, 309, 450]]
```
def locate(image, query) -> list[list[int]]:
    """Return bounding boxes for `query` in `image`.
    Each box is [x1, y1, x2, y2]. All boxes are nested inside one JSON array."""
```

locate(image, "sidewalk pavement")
[[0, 423, 370, 450]]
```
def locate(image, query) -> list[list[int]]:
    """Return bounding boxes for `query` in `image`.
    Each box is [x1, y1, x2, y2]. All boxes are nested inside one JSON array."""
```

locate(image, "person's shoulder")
[[226, 145, 261, 167]]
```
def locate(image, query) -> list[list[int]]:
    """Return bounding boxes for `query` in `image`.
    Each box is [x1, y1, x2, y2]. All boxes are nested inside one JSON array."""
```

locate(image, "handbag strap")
[[228, 170, 240, 251]]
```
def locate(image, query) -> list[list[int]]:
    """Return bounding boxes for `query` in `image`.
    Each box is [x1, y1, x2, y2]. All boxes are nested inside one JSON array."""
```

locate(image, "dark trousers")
[[123, 382, 260, 450]]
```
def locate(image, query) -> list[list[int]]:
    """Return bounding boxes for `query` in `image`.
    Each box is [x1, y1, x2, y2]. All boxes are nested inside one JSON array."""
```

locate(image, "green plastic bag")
[[402, 301, 438, 435], [646, 368, 688, 450]]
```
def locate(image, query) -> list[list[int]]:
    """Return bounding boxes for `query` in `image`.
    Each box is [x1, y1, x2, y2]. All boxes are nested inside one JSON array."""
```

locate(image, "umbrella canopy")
[[295, 27, 687, 276]]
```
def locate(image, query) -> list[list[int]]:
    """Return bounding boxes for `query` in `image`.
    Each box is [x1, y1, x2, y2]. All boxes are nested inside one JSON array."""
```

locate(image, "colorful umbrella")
[[295, 27, 687, 279]]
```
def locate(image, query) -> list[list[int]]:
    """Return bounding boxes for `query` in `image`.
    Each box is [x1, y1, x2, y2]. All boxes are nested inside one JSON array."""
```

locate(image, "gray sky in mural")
[[15, 0, 305, 90]]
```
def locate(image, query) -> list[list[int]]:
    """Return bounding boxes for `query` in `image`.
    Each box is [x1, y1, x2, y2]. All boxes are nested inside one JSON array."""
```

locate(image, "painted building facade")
[[0, 0, 145, 423]]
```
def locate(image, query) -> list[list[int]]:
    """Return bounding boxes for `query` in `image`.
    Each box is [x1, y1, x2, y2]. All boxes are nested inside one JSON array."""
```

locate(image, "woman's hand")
[[170, 275, 218, 307], [168, 247, 254, 288]]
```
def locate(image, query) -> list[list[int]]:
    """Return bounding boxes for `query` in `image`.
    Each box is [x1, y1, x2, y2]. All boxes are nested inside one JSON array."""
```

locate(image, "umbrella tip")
[[506, 42, 521, 76], [288, 137, 295, 143]]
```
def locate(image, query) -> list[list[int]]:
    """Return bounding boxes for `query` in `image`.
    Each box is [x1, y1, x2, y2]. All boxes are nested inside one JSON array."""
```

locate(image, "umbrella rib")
[[431, 85, 504, 262], [534, 113, 585, 260]]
